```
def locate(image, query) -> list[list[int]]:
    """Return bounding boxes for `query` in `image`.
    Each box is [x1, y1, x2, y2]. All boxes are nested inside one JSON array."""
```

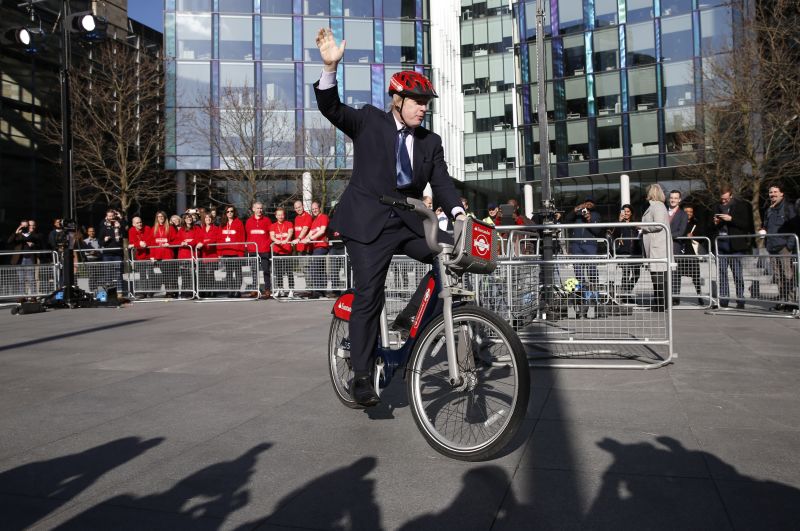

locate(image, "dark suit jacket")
[[314, 82, 461, 244], [714, 198, 754, 253], [668, 207, 688, 255]]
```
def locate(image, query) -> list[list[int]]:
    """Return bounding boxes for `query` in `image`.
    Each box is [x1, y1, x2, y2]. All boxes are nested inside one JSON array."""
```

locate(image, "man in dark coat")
[[713, 185, 754, 309]]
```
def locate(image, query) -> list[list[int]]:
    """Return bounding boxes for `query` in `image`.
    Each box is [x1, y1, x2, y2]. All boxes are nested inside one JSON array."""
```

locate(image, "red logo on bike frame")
[[471, 223, 493, 258], [409, 277, 436, 339], [332, 292, 354, 320]]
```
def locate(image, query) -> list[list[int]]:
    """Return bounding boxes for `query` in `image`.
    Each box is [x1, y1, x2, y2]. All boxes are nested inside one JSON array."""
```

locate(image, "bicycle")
[[328, 196, 530, 461]]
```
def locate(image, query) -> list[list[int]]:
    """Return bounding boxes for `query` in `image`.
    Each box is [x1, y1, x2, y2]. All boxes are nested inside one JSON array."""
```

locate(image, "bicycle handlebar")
[[379, 195, 443, 255]]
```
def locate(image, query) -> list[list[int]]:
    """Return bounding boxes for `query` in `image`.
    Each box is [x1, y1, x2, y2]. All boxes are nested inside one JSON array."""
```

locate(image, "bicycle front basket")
[[449, 217, 499, 274]]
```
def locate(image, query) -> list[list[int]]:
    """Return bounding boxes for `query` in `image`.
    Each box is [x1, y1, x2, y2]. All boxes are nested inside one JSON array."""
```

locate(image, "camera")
[[186, 208, 198, 215], [580, 208, 589, 216]]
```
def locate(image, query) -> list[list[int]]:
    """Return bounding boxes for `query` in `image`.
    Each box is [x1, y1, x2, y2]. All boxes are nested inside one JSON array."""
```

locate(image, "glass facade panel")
[[593, 29, 619, 72], [219, 0, 253, 13], [627, 21, 656, 66], [661, 14, 693, 63], [304, 0, 330, 15], [220, 15, 254, 60], [304, 64, 323, 108], [660, 0, 692, 18], [262, 17, 293, 60], [700, 6, 732, 55], [595, 71, 621, 113], [665, 106, 696, 151], [344, 19, 374, 63], [629, 111, 659, 155], [559, 0, 584, 34], [343, 0, 374, 17], [567, 120, 589, 160], [304, 17, 330, 61], [177, 107, 210, 155], [384, 21, 417, 63], [261, 0, 292, 14], [383, 0, 416, 19], [595, 0, 618, 27], [628, 66, 657, 110], [522, 0, 551, 40], [663, 60, 693, 108], [220, 62, 256, 105], [177, 0, 211, 10], [177, 62, 211, 105], [177, 13, 212, 60], [565, 77, 587, 118], [344, 65, 371, 107], [563, 34, 585, 77], [627, 0, 654, 23], [597, 115, 623, 158], [263, 63, 296, 107]]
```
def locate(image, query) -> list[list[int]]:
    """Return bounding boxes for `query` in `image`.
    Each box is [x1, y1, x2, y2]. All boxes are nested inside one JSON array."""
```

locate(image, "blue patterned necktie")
[[396, 127, 413, 189]]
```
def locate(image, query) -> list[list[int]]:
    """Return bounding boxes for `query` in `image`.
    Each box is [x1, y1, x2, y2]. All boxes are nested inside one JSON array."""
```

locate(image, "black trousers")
[[344, 215, 451, 374]]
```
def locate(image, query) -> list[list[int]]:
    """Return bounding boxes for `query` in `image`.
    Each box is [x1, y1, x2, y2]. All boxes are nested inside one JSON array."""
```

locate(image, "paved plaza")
[[0, 300, 798, 530]]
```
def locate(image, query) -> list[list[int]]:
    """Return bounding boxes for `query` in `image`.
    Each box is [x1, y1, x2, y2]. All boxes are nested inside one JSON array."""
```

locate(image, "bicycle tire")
[[327, 316, 360, 409], [406, 305, 530, 461]]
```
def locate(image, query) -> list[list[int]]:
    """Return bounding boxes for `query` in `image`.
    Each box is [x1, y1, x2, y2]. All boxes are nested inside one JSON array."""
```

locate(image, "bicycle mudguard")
[[332, 290, 355, 320]]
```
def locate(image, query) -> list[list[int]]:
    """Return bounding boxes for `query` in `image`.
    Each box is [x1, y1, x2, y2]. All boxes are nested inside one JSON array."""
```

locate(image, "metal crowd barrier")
[[383, 255, 432, 321], [129, 245, 197, 300], [196, 242, 260, 301], [74, 248, 128, 296], [713, 233, 799, 317], [557, 237, 611, 259], [498, 222, 676, 369], [270, 241, 348, 299], [0, 250, 60, 299], [673, 237, 714, 309]]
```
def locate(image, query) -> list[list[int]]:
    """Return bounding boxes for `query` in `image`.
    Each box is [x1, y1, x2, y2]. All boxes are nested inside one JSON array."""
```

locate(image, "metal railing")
[[0, 250, 60, 299], [129, 245, 197, 300], [270, 241, 348, 299]]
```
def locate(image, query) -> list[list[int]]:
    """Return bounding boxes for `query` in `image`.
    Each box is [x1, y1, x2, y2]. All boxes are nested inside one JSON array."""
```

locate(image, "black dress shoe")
[[350, 375, 380, 407]]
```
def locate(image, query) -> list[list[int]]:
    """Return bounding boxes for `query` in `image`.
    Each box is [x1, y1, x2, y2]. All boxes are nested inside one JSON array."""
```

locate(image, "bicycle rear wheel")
[[407, 305, 530, 461], [327, 316, 359, 408]]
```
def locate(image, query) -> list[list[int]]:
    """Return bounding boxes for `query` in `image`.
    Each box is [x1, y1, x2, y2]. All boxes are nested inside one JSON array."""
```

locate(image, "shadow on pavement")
[[0, 319, 150, 352], [0, 436, 164, 531], [53, 442, 272, 530]]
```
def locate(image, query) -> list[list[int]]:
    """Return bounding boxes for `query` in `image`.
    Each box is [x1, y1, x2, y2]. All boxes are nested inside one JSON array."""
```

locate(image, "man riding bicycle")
[[315, 28, 466, 407]]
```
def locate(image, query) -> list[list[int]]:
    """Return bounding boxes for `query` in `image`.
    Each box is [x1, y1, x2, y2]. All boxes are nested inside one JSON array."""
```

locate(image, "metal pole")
[[60, 0, 75, 306], [535, 1, 556, 319]]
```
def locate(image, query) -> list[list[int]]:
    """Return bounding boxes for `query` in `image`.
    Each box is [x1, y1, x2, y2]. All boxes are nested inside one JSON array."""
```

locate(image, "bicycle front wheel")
[[327, 316, 359, 409], [407, 305, 530, 461]]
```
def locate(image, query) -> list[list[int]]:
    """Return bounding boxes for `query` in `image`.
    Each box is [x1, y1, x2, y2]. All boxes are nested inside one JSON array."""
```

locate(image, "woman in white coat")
[[641, 184, 670, 311]]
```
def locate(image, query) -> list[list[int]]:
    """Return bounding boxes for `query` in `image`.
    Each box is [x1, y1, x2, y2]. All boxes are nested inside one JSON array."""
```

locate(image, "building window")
[[220, 63, 256, 105], [261, 0, 292, 14], [383, 0, 416, 19], [660, 0, 692, 18], [595, 71, 621, 114], [177, 62, 211, 105], [344, 19, 374, 63], [304, 17, 330, 61], [558, 0, 584, 34], [304, 0, 330, 16], [630, 111, 660, 156], [563, 34, 585, 77], [597, 115, 622, 158], [661, 14, 693, 63], [663, 60, 694, 108], [344, 64, 371, 108], [627, 0, 654, 24], [218, 0, 253, 13], [384, 20, 416, 63], [628, 66, 657, 111], [595, 0, 618, 28], [176, 13, 212, 60], [566, 120, 589, 161], [176, 0, 211, 11], [700, 6, 732, 55], [262, 17, 293, 61], [343, 0, 373, 17], [565, 77, 587, 118], [665, 106, 696, 152], [593, 28, 619, 72], [263, 63, 296, 107], [522, 0, 551, 41], [626, 21, 656, 66], [220, 15, 254, 60]]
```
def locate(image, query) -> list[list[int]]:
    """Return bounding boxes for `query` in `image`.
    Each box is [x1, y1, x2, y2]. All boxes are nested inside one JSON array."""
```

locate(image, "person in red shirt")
[[150, 211, 177, 261], [270, 207, 294, 297], [292, 200, 312, 255], [127, 216, 152, 260], [217, 206, 246, 297], [301, 201, 331, 298], [245, 201, 273, 299], [196, 213, 221, 297], [175, 213, 198, 297]]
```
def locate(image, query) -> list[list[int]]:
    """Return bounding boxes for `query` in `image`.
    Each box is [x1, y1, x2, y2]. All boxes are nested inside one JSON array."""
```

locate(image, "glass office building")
[[164, 0, 435, 185], [512, 0, 733, 210]]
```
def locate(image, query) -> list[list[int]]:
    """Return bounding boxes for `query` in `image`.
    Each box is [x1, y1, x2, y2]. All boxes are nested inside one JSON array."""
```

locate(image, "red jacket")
[[150, 224, 178, 260], [128, 225, 153, 260], [245, 215, 272, 254], [197, 225, 221, 258], [176, 227, 199, 259], [293, 211, 312, 253], [218, 218, 245, 256], [270, 220, 294, 255]]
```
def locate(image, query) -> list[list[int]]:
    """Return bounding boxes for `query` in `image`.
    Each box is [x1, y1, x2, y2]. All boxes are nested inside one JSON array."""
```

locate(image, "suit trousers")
[[344, 215, 447, 375]]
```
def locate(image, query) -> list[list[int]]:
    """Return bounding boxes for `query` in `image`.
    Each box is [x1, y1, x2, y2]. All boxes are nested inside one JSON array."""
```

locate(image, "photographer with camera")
[[7, 220, 43, 295], [98, 209, 125, 262], [563, 197, 605, 288]]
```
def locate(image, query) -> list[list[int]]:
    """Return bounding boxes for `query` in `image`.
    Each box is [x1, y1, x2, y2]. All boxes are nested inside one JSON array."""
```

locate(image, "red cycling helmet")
[[388, 70, 438, 99]]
